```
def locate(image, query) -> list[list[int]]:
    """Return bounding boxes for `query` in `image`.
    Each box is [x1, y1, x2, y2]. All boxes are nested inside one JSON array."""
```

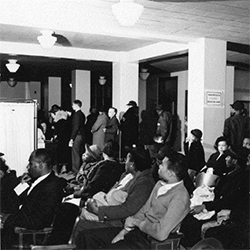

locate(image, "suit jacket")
[[92, 113, 108, 149], [105, 116, 119, 143], [4, 171, 66, 230], [223, 114, 250, 148], [120, 107, 139, 147], [98, 169, 155, 225], [132, 181, 190, 241], [70, 110, 85, 141], [203, 168, 249, 213]]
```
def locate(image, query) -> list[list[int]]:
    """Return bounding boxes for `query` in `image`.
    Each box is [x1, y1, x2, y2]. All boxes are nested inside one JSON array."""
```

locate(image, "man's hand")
[[190, 204, 206, 215], [85, 198, 99, 215], [124, 216, 141, 230], [103, 128, 107, 133], [21, 173, 32, 184]]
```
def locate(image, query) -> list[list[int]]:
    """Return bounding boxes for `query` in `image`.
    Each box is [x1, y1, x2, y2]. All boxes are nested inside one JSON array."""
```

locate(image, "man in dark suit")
[[1, 148, 66, 249], [69, 100, 86, 174], [104, 107, 120, 143], [120, 101, 139, 158]]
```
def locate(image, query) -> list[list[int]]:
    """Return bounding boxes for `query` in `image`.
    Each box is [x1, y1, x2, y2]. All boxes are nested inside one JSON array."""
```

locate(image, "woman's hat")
[[85, 144, 102, 161], [191, 129, 203, 140]]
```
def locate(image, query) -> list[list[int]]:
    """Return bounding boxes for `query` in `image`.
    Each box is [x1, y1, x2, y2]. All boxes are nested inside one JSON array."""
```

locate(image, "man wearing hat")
[[223, 100, 250, 148], [181, 146, 249, 248], [120, 101, 139, 158]]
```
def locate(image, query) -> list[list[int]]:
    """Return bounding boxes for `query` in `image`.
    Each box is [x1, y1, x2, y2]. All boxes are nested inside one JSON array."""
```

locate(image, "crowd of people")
[[0, 99, 250, 250]]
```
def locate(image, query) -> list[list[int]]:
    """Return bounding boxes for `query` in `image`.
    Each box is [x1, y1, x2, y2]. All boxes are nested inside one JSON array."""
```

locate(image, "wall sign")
[[205, 91, 223, 106]]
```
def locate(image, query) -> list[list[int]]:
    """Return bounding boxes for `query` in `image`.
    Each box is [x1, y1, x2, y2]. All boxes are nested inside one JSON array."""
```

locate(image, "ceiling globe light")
[[37, 30, 57, 49], [99, 76, 106, 85], [7, 78, 17, 87], [6, 59, 20, 73], [112, 0, 144, 26], [139, 68, 150, 80]]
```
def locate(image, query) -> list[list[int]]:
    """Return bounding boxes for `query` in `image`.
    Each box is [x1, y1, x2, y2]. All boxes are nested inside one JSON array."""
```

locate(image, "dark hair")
[[127, 146, 152, 171], [165, 152, 187, 181], [214, 136, 229, 150], [29, 149, 54, 170], [102, 140, 119, 159], [73, 100, 82, 107]]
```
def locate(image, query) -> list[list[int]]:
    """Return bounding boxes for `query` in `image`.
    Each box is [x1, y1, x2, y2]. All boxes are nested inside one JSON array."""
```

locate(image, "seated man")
[[1, 148, 67, 249], [75, 151, 190, 250], [181, 146, 249, 248]]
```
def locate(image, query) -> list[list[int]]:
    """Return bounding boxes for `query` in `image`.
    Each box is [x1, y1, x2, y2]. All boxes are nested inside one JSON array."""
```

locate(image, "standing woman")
[[91, 107, 108, 150]]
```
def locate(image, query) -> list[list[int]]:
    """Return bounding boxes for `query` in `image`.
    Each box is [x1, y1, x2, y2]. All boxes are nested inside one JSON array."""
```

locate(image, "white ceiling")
[[0, 0, 249, 73]]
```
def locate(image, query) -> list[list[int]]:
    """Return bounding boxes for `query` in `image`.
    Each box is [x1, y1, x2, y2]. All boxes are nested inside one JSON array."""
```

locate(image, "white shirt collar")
[[27, 172, 51, 195], [156, 180, 182, 198]]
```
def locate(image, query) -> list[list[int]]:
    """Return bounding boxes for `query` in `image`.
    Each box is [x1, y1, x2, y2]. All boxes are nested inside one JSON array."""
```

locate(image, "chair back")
[[190, 238, 223, 250], [195, 172, 219, 187], [31, 244, 76, 250]]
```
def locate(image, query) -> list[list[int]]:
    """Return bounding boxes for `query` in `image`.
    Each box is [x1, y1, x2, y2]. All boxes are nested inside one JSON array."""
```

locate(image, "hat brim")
[[85, 144, 102, 160]]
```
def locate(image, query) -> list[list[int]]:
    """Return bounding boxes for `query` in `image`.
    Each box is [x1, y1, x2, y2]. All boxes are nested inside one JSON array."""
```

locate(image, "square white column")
[[48, 77, 61, 109], [188, 38, 227, 159], [112, 62, 139, 117], [71, 70, 91, 116]]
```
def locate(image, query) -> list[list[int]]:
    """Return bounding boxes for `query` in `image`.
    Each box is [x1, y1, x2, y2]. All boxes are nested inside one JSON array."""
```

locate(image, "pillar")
[[188, 38, 227, 159], [112, 61, 139, 119], [48, 77, 61, 109], [71, 70, 91, 116]]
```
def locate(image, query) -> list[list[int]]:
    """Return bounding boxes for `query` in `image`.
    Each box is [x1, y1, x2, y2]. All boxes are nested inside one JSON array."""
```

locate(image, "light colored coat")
[[92, 113, 108, 149]]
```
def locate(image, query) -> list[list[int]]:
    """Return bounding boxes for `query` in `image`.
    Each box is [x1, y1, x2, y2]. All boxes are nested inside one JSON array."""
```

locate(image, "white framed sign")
[[205, 91, 223, 106]]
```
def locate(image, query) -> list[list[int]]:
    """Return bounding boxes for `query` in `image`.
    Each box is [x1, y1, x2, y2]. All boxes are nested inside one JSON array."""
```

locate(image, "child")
[[184, 129, 206, 180]]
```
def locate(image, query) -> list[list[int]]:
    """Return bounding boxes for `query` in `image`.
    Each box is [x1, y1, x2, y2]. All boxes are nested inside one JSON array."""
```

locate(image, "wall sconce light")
[[37, 30, 57, 49], [99, 76, 106, 85], [6, 59, 20, 73], [7, 78, 17, 87], [139, 68, 150, 80], [112, 0, 144, 26]]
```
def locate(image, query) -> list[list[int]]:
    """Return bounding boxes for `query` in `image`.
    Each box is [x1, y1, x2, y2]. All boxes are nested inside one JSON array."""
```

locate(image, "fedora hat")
[[230, 101, 244, 111], [126, 100, 137, 107]]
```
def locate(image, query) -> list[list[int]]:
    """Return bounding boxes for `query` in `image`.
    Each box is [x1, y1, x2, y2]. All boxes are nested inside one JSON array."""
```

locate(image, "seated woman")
[[47, 146, 155, 245], [72, 140, 124, 200], [65, 144, 103, 194], [200, 136, 229, 177]]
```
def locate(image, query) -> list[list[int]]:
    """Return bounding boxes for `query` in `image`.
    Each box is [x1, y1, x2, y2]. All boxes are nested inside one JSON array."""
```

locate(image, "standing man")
[[120, 101, 139, 158], [69, 100, 86, 174], [223, 100, 250, 148], [104, 107, 120, 143]]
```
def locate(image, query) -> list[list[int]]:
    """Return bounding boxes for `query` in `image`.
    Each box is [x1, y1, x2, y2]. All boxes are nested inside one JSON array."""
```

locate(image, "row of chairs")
[[13, 218, 184, 250]]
